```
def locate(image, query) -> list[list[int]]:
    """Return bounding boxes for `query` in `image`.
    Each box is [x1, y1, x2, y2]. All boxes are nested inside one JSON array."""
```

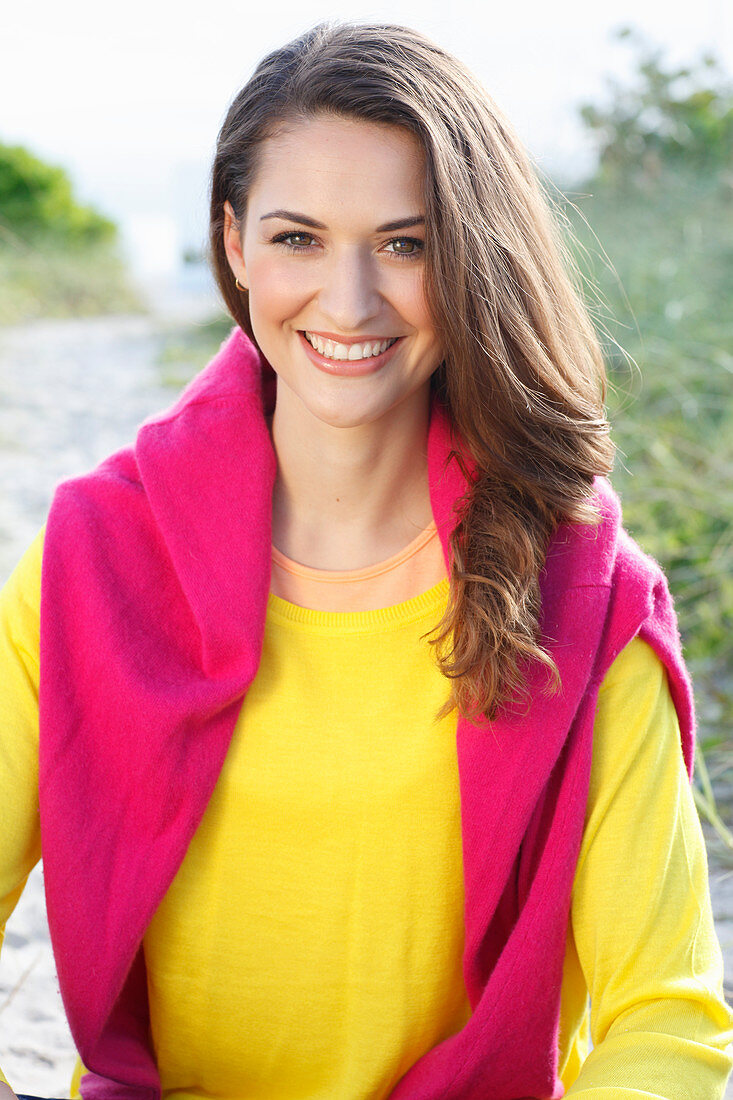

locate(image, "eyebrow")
[[260, 210, 425, 233]]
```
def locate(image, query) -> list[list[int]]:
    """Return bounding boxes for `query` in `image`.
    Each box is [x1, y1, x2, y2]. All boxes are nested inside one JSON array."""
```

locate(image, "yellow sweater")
[[0, 531, 731, 1098]]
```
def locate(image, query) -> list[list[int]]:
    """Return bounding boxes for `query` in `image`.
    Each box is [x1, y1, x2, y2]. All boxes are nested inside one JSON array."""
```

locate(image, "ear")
[[222, 201, 248, 289]]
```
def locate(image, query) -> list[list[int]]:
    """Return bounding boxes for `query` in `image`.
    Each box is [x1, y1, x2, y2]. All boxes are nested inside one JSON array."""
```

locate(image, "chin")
[[308, 403, 388, 431]]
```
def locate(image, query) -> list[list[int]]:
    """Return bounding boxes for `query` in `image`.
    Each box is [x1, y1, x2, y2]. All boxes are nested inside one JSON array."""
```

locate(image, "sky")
[[2, 0, 732, 277]]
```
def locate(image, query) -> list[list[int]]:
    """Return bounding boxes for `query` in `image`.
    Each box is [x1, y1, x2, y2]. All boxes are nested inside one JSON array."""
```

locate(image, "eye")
[[383, 236, 424, 259], [271, 231, 316, 251]]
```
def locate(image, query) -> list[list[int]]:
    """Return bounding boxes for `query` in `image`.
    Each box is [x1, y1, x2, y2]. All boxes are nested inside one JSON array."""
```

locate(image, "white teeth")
[[305, 333, 397, 361]]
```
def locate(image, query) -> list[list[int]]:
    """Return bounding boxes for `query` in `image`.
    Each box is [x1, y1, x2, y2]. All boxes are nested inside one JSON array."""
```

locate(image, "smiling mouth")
[[303, 331, 399, 362]]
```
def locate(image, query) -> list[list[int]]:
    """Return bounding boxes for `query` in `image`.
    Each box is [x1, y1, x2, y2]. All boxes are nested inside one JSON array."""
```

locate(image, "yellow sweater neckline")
[[266, 578, 449, 633]]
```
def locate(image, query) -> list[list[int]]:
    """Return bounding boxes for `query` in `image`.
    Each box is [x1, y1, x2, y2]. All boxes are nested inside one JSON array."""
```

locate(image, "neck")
[[269, 382, 434, 570]]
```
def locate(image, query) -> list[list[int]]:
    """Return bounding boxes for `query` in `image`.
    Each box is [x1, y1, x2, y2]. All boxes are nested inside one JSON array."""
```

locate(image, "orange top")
[[270, 521, 448, 611]]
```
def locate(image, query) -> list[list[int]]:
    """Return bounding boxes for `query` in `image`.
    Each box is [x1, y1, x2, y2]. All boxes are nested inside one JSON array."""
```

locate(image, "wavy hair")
[[209, 21, 615, 722]]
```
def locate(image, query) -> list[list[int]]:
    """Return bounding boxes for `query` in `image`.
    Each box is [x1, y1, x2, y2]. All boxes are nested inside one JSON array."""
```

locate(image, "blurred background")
[[0, 0, 732, 1093]]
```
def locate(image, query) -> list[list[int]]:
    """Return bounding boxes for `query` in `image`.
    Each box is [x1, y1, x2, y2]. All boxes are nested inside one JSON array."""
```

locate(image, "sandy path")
[[0, 314, 731, 1097], [0, 315, 176, 1095]]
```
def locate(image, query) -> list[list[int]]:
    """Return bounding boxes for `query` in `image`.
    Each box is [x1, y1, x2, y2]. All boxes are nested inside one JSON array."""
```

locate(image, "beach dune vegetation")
[[0, 142, 140, 323]]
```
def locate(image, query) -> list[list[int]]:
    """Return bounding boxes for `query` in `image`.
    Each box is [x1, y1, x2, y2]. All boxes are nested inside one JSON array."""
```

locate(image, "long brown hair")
[[209, 21, 615, 723]]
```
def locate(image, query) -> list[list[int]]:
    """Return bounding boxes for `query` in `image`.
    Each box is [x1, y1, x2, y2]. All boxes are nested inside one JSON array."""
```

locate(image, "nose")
[[316, 246, 383, 332]]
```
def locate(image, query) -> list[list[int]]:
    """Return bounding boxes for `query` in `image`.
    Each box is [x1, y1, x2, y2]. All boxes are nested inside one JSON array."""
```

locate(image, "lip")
[[304, 330, 398, 345], [298, 330, 402, 376]]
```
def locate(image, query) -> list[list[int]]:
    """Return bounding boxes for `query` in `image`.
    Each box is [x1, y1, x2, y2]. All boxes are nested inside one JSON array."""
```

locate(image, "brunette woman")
[[1, 20, 731, 1100]]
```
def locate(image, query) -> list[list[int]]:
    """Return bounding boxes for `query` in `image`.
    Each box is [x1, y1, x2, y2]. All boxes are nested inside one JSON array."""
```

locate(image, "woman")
[[1, 20, 731, 1100]]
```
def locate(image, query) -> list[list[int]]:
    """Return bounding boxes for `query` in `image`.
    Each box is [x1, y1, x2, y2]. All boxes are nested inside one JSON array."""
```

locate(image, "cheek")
[[390, 270, 433, 333], [246, 256, 310, 327], [400, 276, 442, 366]]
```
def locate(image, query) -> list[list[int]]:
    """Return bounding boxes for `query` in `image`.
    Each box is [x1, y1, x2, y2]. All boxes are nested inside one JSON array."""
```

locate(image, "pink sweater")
[[38, 326, 694, 1099]]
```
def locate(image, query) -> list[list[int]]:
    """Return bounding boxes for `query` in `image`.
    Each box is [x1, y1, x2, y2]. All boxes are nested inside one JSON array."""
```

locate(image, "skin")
[[223, 113, 445, 569]]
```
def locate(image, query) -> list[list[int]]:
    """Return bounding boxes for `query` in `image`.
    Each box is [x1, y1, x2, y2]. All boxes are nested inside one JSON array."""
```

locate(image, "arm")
[[565, 637, 733, 1098], [0, 532, 45, 1096]]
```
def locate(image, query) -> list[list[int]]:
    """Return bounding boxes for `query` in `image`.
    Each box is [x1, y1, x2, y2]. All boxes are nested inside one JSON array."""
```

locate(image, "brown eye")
[[384, 237, 423, 257], [272, 231, 315, 249]]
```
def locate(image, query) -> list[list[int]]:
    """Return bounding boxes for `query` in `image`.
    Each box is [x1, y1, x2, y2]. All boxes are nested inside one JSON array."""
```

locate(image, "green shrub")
[[579, 26, 733, 184], [564, 167, 733, 681], [563, 35, 733, 844], [0, 141, 141, 322], [0, 142, 116, 245]]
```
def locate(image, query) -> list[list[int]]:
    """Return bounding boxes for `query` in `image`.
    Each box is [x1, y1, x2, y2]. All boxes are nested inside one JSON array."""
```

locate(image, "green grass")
[[561, 167, 733, 844], [0, 232, 142, 324]]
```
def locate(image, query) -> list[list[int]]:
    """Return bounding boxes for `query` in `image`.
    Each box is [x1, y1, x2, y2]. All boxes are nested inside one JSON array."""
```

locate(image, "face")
[[223, 113, 443, 431]]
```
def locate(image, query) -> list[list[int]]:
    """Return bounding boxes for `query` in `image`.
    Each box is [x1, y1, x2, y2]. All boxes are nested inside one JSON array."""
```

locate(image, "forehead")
[[246, 114, 426, 217]]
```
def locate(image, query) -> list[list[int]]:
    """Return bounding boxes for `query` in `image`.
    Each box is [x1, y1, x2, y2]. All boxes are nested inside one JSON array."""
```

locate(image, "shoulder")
[[0, 528, 45, 715], [541, 477, 668, 649], [545, 478, 677, 649], [541, 480, 695, 770], [582, 636, 689, 855], [598, 631, 665, 696], [0, 527, 44, 653], [43, 327, 267, 545], [544, 477, 661, 596], [595, 635, 683, 778], [591, 634, 694, 812]]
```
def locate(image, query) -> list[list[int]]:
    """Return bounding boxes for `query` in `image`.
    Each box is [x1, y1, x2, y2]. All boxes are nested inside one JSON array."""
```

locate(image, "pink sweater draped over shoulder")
[[38, 327, 694, 1100]]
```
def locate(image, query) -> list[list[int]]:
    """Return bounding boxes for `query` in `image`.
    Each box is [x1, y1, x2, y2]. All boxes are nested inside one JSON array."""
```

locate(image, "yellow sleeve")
[[0, 531, 45, 1092], [566, 636, 733, 1098]]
